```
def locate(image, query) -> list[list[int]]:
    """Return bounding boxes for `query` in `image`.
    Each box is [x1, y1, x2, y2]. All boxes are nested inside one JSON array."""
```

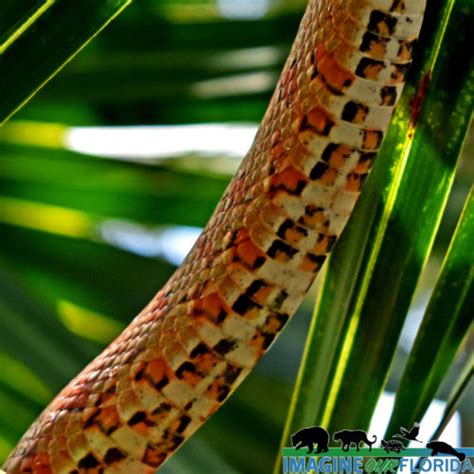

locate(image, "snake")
[[4, 0, 426, 472]]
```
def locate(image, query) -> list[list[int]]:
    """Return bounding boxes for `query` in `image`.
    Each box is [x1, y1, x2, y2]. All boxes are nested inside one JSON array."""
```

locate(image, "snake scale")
[[4, 0, 426, 472]]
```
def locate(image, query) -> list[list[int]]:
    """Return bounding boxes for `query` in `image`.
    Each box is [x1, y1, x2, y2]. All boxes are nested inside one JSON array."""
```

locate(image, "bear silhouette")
[[426, 441, 466, 462], [333, 429, 377, 451], [291, 426, 330, 454]]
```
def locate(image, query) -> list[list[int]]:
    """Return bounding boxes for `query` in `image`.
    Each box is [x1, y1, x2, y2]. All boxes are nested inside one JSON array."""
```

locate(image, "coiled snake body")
[[5, 1, 426, 472]]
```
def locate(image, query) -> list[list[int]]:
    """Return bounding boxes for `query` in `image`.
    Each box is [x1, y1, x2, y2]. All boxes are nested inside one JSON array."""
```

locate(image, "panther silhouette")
[[291, 426, 330, 454], [333, 429, 377, 451]]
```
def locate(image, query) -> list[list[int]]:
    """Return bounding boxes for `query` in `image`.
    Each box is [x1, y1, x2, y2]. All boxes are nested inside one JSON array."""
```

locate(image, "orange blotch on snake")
[[342, 101, 369, 125], [262, 312, 288, 334], [362, 130, 383, 150], [345, 172, 368, 192], [368, 10, 397, 37], [398, 39, 417, 62], [354, 152, 375, 174], [266, 165, 308, 196], [88, 405, 121, 435], [390, 63, 409, 83], [251, 313, 288, 352], [390, 0, 406, 13], [267, 239, 298, 263], [271, 140, 285, 159], [205, 378, 230, 402], [193, 292, 230, 324], [309, 161, 338, 185], [20, 453, 51, 474], [359, 60, 385, 80], [300, 253, 326, 272], [236, 239, 266, 270], [235, 228, 250, 244], [277, 218, 308, 245], [298, 205, 329, 231], [250, 329, 274, 353], [314, 234, 337, 254], [316, 45, 354, 92], [145, 359, 174, 390], [176, 362, 203, 388], [193, 350, 220, 372], [360, 32, 388, 59], [380, 86, 398, 106], [142, 443, 168, 469], [244, 279, 273, 306], [304, 106, 335, 136], [321, 165, 338, 185], [128, 411, 157, 436], [322, 143, 353, 168]]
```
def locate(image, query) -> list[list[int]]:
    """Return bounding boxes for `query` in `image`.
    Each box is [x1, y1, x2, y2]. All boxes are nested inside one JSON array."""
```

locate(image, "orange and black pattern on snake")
[[4, 0, 426, 472]]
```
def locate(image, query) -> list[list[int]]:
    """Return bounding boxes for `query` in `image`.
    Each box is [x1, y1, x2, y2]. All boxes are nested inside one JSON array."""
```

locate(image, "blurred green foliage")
[[0, 0, 472, 472]]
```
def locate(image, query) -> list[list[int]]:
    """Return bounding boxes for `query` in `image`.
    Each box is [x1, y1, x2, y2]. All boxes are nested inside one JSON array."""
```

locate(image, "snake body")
[[5, 1, 426, 472]]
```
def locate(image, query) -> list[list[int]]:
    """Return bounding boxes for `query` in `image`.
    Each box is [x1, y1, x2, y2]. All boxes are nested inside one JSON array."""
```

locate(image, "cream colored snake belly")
[[4, 1, 426, 472]]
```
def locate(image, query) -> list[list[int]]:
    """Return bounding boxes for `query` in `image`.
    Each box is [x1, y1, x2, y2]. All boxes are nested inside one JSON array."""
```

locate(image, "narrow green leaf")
[[431, 361, 473, 441], [0, 264, 92, 390], [0, 0, 132, 124], [386, 189, 473, 436], [0, 0, 44, 44], [277, 0, 473, 464]]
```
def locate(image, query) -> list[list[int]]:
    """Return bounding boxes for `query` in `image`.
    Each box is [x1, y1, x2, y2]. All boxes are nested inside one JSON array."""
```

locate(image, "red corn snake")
[[4, 0, 426, 472]]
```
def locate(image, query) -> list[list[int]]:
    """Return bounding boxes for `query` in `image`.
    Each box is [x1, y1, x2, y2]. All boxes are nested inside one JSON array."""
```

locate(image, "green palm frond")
[[0, 0, 472, 472]]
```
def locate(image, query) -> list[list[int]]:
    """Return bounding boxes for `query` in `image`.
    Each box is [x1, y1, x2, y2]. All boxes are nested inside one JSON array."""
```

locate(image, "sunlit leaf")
[[278, 0, 473, 462], [0, 0, 132, 123], [386, 189, 473, 436]]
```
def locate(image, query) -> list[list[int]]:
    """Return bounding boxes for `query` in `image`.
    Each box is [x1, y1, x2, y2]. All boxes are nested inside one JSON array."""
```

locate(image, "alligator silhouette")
[[333, 429, 377, 451], [381, 439, 405, 453], [426, 441, 466, 462], [291, 426, 329, 454]]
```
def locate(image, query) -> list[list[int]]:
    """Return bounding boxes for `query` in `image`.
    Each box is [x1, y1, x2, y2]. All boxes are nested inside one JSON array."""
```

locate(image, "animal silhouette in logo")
[[393, 422, 423, 443], [291, 426, 330, 454], [426, 440, 466, 462], [381, 439, 405, 453], [333, 429, 377, 451]]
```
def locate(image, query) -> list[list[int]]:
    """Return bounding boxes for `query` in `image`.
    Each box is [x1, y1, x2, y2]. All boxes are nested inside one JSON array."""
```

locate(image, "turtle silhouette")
[[393, 422, 422, 443], [426, 441, 466, 462], [291, 426, 329, 454], [381, 439, 405, 453]]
